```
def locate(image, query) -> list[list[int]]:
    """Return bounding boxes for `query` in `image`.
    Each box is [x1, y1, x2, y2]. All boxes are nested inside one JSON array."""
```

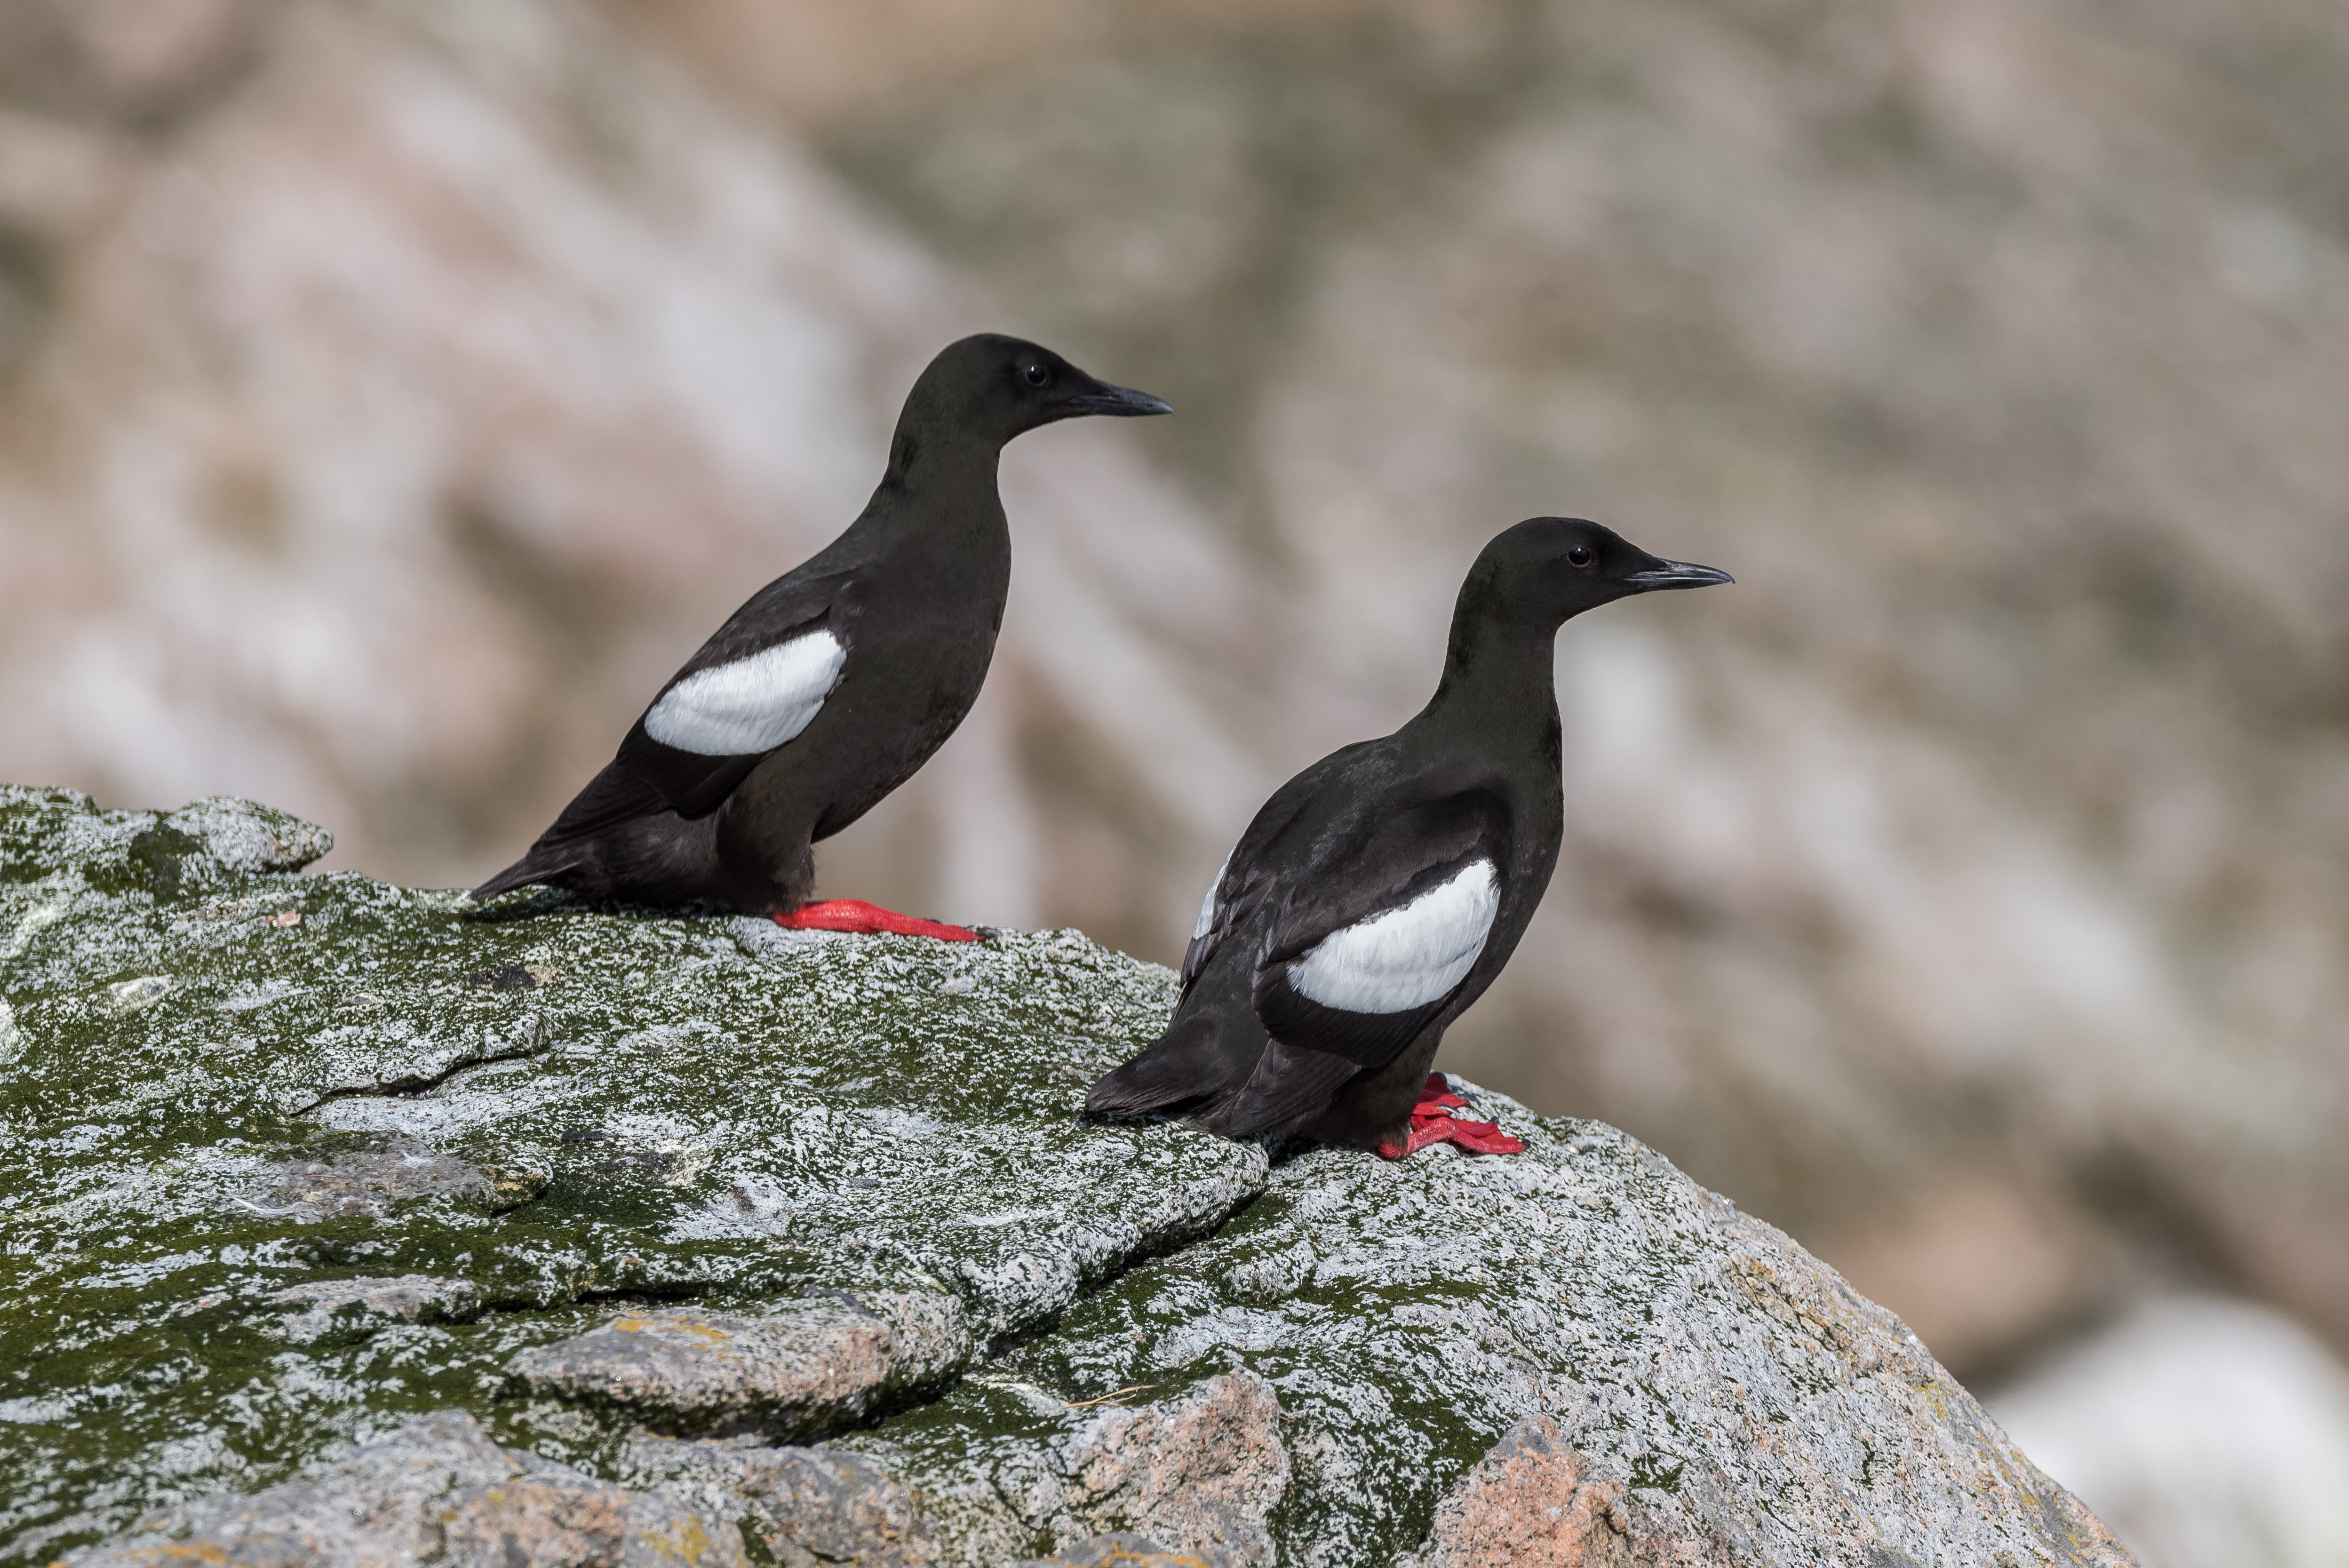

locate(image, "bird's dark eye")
[[1024, 364, 1050, 387], [1567, 546, 1594, 567]]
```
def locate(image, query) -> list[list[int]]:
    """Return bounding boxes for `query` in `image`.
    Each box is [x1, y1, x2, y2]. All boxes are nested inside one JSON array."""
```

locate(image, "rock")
[[840, 1116, 2134, 1567], [2, 785, 1258, 1563], [0, 0, 271, 126], [267, 1274, 485, 1345], [1409, 1417, 1632, 1568], [617, 1489, 753, 1568], [59, 1410, 675, 1568], [619, 1438, 932, 1568], [4, 788, 2129, 1568], [254, 1143, 541, 1221], [513, 1292, 972, 1440], [1015, 1535, 1233, 1568], [890, 1371, 1286, 1568], [0, 788, 331, 894], [1050, 1373, 1287, 1566]]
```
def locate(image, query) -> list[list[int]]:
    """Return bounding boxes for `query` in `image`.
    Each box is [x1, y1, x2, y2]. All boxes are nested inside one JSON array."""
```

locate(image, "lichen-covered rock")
[[838, 1125, 2134, 1568], [57, 1410, 671, 1568], [875, 1372, 1288, 1567], [1, 789, 2130, 1568], [267, 1275, 486, 1345], [1051, 1373, 1288, 1565], [618, 1437, 932, 1568], [513, 1292, 971, 1440], [0, 789, 333, 894], [1015, 1535, 1234, 1568], [254, 1144, 544, 1220], [0, 787, 1255, 1563], [1406, 1417, 1635, 1568]]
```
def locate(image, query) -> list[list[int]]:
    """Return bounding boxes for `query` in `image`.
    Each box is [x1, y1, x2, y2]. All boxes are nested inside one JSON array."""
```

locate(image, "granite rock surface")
[[0, 789, 2132, 1567]]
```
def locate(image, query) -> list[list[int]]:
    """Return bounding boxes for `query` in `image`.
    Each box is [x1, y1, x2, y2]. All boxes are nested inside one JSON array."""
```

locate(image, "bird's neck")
[[853, 427, 1011, 580], [883, 423, 1001, 497], [1413, 613, 1562, 756]]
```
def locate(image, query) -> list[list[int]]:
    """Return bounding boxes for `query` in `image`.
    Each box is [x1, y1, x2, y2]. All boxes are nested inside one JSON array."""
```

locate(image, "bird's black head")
[[1465, 517, 1733, 629], [899, 334, 1172, 453]]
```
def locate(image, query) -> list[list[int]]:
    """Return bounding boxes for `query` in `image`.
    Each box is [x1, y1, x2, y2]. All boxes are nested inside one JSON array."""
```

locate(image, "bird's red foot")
[[773, 899, 983, 942], [1376, 1073, 1527, 1159]]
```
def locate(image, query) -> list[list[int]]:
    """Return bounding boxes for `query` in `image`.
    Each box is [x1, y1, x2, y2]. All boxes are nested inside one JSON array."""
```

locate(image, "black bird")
[[471, 334, 1171, 935], [1087, 517, 1730, 1155]]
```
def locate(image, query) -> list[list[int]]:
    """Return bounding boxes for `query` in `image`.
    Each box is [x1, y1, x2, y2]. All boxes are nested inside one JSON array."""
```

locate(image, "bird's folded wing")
[[537, 570, 859, 844], [640, 633, 846, 758], [1249, 794, 1507, 1070], [1180, 740, 1378, 990]]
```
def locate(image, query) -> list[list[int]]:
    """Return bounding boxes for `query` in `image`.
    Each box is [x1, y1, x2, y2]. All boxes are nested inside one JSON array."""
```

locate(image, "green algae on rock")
[[1, 788, 2131, 1568], [0, 786, 1257, 1564]]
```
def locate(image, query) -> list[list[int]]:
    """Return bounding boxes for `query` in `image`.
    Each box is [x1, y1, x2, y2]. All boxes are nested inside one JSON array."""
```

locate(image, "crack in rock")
[[291, 1020, 548, 1114]]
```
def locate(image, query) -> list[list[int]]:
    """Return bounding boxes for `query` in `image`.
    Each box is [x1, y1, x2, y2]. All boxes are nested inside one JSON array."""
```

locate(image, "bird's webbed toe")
[[773, 898, 982, 941], [1373, 1073, 1526, 1159]]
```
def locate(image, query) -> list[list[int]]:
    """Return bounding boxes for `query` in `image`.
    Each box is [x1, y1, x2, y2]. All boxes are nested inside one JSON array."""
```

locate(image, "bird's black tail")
[[469, 847, 584, 902], [1191, 1040, 1360, 1138], [1086, 1002, 1263, 1121]]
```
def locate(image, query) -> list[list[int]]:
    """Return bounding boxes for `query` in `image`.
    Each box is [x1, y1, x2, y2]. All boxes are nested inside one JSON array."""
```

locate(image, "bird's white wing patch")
[[1192, 851, 1234, 942], [1287, 859, 1499, 1014], [643, 632, 846, 756]]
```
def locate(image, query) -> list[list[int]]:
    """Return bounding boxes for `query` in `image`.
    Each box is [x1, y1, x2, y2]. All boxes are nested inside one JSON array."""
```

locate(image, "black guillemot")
[[1086, 517, 1731, 1155], [471, 334, 1171, 936]]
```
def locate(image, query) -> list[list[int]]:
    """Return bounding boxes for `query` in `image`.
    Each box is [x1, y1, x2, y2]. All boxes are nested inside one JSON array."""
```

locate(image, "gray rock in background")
[[5, 789, 2130, 1566], [1988, 1298, 2349, 1568]]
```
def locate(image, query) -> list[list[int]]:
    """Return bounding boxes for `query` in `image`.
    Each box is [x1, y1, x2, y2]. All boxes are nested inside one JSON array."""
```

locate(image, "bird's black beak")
[[1620, 557, 1735, 591], [1065, 379, 1175, 418]]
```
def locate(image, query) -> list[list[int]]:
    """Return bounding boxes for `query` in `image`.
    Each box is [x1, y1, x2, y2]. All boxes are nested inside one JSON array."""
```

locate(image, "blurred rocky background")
[[2, 1, 2346, 1561]]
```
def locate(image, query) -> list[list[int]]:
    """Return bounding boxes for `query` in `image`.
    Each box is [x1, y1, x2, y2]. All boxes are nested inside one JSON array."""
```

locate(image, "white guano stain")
[[644, 631, 846, 756], [4, 904, 63, 964], [110, 976, 175, 1011], [1288, 859, 1499, 1014]]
